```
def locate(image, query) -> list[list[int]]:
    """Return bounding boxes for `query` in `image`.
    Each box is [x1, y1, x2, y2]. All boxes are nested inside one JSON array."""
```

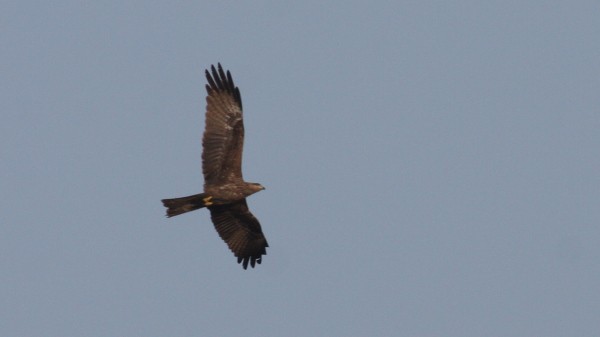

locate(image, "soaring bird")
[[161, 63, 268, 269]]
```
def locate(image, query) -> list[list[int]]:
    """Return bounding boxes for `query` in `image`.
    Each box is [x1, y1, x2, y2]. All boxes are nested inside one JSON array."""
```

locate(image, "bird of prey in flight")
[[161, 63, 268, 269]]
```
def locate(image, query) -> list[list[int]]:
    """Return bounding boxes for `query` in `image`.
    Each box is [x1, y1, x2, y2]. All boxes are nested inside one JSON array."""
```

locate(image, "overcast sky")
[[2, 1, 600, 336]]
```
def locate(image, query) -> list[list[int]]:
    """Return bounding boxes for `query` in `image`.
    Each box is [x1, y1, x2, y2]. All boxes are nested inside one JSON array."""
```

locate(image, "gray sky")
[[2, 1, 600, 336]]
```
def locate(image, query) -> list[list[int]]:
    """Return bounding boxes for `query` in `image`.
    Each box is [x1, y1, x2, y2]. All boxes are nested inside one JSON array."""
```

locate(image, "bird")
[[161, 63, 268, 269]]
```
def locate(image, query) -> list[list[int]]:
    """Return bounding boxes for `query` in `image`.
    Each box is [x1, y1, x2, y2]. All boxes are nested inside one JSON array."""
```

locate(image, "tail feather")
[[161, 193, 208, 217]]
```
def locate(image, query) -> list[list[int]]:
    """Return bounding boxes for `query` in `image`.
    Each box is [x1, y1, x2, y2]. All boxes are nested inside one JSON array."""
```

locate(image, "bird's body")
[[161, 64, 268, 269], [204, 181, 264, 203]]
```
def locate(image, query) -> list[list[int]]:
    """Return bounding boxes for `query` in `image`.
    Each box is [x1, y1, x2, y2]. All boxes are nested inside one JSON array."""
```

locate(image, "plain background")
[[2, 1, 599, 336]]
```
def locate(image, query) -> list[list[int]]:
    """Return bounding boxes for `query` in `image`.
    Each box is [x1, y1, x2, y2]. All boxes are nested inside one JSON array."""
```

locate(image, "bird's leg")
[[203, 195, 214, 206]]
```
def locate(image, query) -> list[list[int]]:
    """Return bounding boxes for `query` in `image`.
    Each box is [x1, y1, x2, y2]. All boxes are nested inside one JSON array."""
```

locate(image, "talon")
[[203, 196, 213, 206]]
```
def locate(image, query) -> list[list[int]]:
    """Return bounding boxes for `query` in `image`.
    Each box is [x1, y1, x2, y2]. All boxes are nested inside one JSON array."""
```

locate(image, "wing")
[[202, 63, 245, 185], [208, 199, 268, 269]]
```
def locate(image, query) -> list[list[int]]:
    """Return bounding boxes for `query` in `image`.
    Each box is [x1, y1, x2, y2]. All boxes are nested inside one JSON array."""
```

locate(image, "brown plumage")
[[161, 64, 268, 269]]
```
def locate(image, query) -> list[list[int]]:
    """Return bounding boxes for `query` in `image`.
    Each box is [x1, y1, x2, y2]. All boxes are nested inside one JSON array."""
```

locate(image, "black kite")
[[161, 64, 268, 269]]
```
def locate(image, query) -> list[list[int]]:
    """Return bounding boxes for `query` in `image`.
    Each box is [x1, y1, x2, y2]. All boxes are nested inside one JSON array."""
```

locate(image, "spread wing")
[[208, 199, 268, 269], [202, 64, 245, 185]]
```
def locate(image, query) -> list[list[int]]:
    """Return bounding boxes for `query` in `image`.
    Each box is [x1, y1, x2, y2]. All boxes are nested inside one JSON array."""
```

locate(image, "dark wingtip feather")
[[238, 257, 249, 269], [236, 255, 264, 269], [204, 63, 243, 109]]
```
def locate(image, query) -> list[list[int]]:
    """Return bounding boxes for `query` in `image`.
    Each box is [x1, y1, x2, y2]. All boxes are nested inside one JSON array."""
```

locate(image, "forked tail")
[[161, 193, 209, 217]]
